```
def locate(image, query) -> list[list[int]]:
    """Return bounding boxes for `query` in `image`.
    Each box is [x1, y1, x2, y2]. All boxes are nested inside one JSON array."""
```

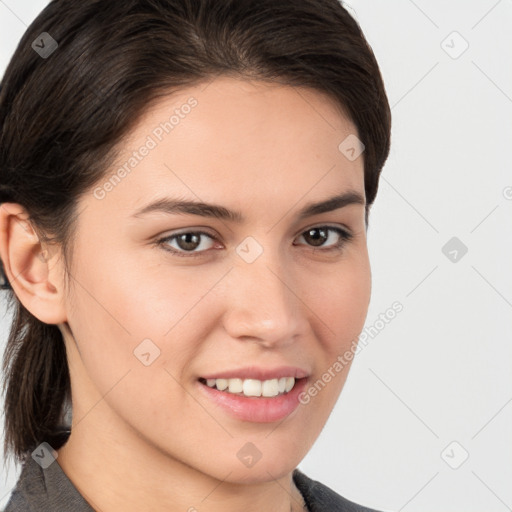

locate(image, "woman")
[[0, 0, 391, 510]]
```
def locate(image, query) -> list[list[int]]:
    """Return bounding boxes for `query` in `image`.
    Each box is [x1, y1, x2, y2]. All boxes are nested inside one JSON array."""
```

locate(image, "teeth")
[[243, 379, 262, 397], [204, 377, 296, 397], [215, 378, 228, 391], [262, 378, 279, 397], [228, 378, 243, 393]]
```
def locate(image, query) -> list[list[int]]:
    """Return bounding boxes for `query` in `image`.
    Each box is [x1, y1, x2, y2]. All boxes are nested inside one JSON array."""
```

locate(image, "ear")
[[0, 202, 67, 324]]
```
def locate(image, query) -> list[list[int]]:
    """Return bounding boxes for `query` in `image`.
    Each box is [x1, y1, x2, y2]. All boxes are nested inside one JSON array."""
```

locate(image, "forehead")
[[85, 76, 364, 222]]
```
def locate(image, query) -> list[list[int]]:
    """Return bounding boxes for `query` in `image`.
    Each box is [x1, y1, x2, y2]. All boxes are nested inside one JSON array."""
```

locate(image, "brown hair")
[[0, 0, 391, 463]]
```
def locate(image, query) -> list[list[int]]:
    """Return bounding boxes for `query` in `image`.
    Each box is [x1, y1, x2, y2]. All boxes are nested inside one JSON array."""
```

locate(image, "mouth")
[[198, 376, 301, 398], [196, 374, 310, 423]]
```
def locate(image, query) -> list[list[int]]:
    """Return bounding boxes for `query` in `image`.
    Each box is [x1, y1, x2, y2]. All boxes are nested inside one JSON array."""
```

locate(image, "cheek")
[[65, 248, 224, 388], [300, 254, 371, 412], [315, 255, 371, 350], [64, 265, 204, 437], [291, 297, 368, 440]]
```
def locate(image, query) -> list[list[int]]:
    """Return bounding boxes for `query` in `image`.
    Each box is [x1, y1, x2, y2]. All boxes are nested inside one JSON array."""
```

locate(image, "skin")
[[0, 76, 371, 512]]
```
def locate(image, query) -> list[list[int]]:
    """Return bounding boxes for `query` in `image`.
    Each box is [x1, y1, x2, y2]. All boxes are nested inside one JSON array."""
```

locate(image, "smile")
[[198, 376, 296, 398]]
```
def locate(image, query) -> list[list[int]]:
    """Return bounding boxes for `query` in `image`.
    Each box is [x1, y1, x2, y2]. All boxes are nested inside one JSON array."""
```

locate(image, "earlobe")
[[0, 202, 67, 324]]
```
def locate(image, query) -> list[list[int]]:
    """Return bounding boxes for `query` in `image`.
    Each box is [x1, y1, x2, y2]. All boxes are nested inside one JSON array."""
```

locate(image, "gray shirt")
[[3, 455, 383, 511]]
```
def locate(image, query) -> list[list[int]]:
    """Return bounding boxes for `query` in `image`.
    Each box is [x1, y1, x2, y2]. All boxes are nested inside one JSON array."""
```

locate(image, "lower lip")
[[197, 378, 309, 423]]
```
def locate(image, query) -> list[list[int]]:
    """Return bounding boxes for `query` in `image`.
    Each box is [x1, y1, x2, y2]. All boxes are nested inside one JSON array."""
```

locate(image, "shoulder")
[[3, 456, 44, 512], [3, 455, 94, 512], [3, 458, 386, 512], [293, 468, 386, 512]]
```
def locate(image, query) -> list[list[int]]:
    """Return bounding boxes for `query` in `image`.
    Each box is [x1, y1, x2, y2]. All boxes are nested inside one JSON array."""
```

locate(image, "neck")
[[56, 324, 307, 511], [56, 404, 306, 512]]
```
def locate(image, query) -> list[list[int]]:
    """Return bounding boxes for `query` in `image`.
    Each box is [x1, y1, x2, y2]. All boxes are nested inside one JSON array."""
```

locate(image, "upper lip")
[[200, 365, 310, 381]]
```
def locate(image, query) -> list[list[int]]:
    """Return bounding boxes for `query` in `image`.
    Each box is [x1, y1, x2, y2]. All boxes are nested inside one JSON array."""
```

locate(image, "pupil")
[[178, 233, 200, 251], [306, 228, 327, 247]]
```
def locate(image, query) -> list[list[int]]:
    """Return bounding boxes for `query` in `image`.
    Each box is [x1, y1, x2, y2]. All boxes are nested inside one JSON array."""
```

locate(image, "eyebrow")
[[131, 190, 365, 222]]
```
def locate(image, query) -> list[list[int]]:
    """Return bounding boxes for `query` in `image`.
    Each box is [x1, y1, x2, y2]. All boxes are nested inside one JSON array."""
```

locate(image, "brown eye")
[[158, 231, 218, 257], [303, 227, 329, 247], [296, 226, 353, 250], [175, 232, 201, 251]]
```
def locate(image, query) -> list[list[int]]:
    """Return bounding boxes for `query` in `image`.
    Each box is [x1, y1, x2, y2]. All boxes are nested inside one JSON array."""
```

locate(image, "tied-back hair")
[[0, 0, 391, 464]]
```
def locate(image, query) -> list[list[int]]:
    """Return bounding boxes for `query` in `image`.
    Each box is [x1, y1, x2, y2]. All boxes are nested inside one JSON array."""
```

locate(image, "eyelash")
[[156, 226, 353, 258]]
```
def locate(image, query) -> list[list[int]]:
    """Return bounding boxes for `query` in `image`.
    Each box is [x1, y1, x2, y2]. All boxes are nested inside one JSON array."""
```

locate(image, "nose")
[[221, 246, 306, 348]]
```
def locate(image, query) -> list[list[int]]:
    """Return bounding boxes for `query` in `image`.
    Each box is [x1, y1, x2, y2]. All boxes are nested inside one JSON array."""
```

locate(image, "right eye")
[[157, 230, 221, 258]]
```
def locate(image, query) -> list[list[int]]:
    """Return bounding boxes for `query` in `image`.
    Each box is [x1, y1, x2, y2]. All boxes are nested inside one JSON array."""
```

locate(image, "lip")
[[197, 376, 309, 423], [200, 365, 310, 381]]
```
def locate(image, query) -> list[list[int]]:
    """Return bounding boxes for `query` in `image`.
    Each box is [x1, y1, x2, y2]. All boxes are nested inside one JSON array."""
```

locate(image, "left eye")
[[157, 226, 352, 257], [295, 226, 352, 250]]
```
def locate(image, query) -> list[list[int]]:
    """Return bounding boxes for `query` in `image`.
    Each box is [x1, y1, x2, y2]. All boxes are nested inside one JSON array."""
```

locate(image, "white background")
[[1, 1, 511, 511]]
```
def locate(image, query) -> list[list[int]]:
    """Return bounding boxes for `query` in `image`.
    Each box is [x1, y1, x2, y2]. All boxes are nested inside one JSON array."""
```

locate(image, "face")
[[58, 76, 371, 483]]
